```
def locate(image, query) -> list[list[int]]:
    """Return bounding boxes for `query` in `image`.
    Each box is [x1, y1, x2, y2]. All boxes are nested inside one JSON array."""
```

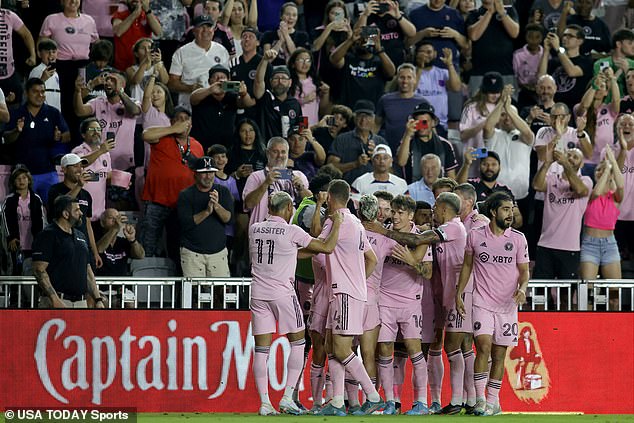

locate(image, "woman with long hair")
[[224, 0, 258, 57], [575, 67, 620, 176], [261, 2, 311, 65], [126, 38, 169, 104], [288, 48, 330, 125], [311, 0, 350, 102], [226, 118, 267, 180]]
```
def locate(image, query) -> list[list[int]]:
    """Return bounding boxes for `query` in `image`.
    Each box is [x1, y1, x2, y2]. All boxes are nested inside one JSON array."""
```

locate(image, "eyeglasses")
[[86, 127, 102, 132], [271, 76, 290, 82], [296, 58, 312, 64], [561, 33, 579, 39]]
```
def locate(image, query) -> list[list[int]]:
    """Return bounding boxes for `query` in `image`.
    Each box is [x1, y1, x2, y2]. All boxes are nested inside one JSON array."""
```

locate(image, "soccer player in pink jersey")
[[249, 191, 343, 416], [366, 195, 432, 415], [317, 180, 383, 416], [455, 191, 530, 416]]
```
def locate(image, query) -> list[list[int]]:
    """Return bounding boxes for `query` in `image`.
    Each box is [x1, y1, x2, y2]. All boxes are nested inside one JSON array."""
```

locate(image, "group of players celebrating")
[[248, 177, 529, 417]]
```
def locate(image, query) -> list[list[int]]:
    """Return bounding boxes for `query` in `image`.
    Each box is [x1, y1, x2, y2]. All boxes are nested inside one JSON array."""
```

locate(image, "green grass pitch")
[[137, 414, 634, 423]]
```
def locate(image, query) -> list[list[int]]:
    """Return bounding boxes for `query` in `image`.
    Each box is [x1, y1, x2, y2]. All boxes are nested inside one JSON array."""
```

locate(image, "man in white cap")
[[177, 156, 234, 279], [352, 144, 408, 197], [47, 153, 102, 269]]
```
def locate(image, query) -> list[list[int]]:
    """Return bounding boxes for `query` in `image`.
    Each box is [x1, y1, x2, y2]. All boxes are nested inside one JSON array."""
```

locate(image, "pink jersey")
[[619, 147, 634, 221], [538, 172, 592, 251], [81, 0, 115, 37], [88, 97, 140, 170], [462, 209, 489, 233], [17, 194, 33, 251], [242, 169, 309, 226], [0, 9, 25, 79], [460, 102, 496, 150], [320, 208, 370, 302], [380, 222, 432, 307], [142, 105, 171, 130], [436, 217, 470, 307], [311, 253, 330, 316], [588, 104, 617, 165], [466, 225, 529, 313], [39, 13, 99, 61], [72, 143, 111, 221], [512, 45, 543, 87], [365, 230, 398, 306], [249, 215, 313, 301]]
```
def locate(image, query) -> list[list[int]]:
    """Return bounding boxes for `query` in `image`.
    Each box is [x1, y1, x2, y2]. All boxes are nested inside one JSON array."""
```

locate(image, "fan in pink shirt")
[[249, 191, 343, 416], [363, 195, 432, 415], [455, 191, 530, 416], [316, 180, 383, 416]]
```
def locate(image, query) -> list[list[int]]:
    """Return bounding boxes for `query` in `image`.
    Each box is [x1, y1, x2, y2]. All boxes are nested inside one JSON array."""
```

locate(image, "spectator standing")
[[413, 42, 461, 136], [72, 118, 114, 222], [512, 24, 544, 110], [2, 166, 46, 278], [198, 0, 237, 58], [287, 128, 326, 181], [580, 147, 624, 281], [168, 15, 230, 110], [112, 0, 162, 71], [558, 0, 611, 56], [4, 78, 71, 202], [537, 24, 593, 110], [149, 0, 189, 70], [32, 195, 104, 309], [94, 208, 145, 277], [622, 69, 634, 114], [352, 144, 408, 197], [396, 102, 458, 183], [47, 154, 101, 269], [177, 156, 234, 279], [311, 104, 352, 154], [288, 48, 330, 126], [29, 40, 61, 112], [225, 0, 259, 56], [465, 0, 520, 96], [329, 26, 396, 109], [533, 145, 593, 281], [530, 0, 565, 30], [190, 64, 255, 150], [140, 108, 204, 257], [614, 114, 634, 260], [592, 29, 634, 98], [521, 74, 557, 135], [375, 63, 427, 153], [261, 2, 311, 65], [125, 38, 169, 104], [407, 153, 443, 205], [253, 51, 302, 140], [0, 6, 36, 106], [327, 100, 387, 184]]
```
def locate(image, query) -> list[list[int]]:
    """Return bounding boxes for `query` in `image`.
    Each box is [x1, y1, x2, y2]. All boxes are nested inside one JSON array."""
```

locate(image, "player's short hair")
[[269, 191, 293, 213], [53, 195, 78, 220], [373, 190, 394, 203], [391, 195, 416, 213], [358, 194, 379, 222], [327, 179, 350, 203], [432, 177, 458, 194], [453, 183, 477, 205], [436, 192, 462, 215], [483, 191, 513, 219]]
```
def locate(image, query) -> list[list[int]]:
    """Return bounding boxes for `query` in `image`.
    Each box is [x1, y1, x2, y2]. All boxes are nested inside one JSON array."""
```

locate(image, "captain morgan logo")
[[506, 322, 550, 403]]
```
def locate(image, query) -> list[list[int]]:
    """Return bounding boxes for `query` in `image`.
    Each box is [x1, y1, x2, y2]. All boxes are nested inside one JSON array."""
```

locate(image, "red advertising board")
[[0, 310, 632, 414]]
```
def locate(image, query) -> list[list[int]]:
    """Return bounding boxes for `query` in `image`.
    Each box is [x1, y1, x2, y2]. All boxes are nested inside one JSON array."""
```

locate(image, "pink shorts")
[[378, 303, 423, 342], [473, 304, 518, 347], [251, 295, 305, 336], [326, 293, 365, 335], [363, 302, 381, 332], [309, 310, 328, 336], [294, 278, 313, 317], [445, 292, 473, 333]]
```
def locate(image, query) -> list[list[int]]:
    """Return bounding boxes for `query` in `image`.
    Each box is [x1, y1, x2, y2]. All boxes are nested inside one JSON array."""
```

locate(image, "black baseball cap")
[[209, 64, 230, 78], [481, 71, 504, 94], [193, 15, 215, 27], [412, 101, 437, 120], [353, 99, 375, 115]]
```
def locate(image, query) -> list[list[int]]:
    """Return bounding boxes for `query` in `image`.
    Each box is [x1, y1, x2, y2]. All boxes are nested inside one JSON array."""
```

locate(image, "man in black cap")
[[230, 27, 272, 121], [327, 99, 387, 184], [253, 49, 302, 140], [456, 149, 523, 228], [168, 14, 230, 110], [177, 156, 234, 281], [190, 64, 255, 150], [395, 102, 458, 183]]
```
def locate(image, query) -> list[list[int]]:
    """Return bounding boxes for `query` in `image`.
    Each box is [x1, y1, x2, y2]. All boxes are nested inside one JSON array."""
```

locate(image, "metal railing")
[[0, 277, 632, 311]]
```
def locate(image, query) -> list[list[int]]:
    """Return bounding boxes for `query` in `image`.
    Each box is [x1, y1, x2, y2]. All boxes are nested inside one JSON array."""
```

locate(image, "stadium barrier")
[[0, 310, 631, 414], [0, 277, 632, 311]]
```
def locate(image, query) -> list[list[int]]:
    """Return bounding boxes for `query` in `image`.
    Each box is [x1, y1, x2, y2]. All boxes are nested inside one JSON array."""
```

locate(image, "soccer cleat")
[[441, 403, 465, 415], [258, 403, 279, 416], [473, 399, 487, 416], [382, 401, 397, 415], [308, 404, 322, 415], [295, 400, 309, 414], [279, 396, 305, 415], [483, 403, 502, 416], [317, 403, 347, 416], [429, 401, 442, 414], [405, 401, 430, 415], [352, 399, 385, 415], [347, 405, 361, 414], [464, 403, 477, 415], [395, 401, 402, 414]]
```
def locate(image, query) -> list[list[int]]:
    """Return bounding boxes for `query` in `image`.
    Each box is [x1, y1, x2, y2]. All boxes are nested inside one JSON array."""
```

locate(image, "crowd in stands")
[[0, 0, 632, 308]]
